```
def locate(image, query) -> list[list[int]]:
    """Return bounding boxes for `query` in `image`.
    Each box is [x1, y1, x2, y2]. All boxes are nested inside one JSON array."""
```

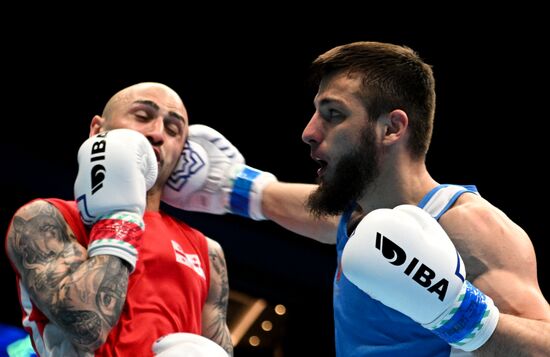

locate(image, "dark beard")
[[307, 124, 379, 218]]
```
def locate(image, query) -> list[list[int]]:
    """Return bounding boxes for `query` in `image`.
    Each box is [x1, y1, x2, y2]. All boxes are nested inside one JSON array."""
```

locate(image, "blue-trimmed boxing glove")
[[341, 205, 499, 351], [161, 124, 277, 220]]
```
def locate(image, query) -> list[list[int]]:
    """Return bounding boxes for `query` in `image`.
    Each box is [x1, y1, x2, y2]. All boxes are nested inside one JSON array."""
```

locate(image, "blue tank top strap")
[[337, 203, 356, 247], [418, 184, 479, 220]]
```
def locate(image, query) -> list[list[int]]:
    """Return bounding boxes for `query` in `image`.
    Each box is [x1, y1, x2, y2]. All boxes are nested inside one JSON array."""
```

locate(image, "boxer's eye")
[[134, 110, 150, 120]]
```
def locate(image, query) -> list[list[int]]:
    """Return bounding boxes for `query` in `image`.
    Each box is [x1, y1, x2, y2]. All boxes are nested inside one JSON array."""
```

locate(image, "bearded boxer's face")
[[307, 122, 380, 217], [304, 72, 381, 217]]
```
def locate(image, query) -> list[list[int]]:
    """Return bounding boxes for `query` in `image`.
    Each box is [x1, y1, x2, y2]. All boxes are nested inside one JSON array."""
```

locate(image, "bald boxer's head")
[[90, 82, 189, 193], [101, 82, 187, 124]]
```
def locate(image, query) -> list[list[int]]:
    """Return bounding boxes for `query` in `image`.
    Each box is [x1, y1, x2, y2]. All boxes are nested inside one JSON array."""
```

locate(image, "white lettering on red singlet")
[[171, 240, 206, 280]]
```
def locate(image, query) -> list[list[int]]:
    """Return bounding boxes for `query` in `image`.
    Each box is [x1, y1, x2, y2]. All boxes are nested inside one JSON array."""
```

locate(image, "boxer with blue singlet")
[[162, 41, 550, 356]]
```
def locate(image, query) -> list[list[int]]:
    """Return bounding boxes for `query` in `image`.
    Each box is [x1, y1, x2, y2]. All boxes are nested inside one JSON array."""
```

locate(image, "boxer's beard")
[[307, 124, 380, 218]]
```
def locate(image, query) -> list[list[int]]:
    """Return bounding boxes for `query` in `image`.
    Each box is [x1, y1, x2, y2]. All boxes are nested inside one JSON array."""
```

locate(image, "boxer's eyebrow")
[[133, 100, 186, 123], [133, 100, 160, 112]]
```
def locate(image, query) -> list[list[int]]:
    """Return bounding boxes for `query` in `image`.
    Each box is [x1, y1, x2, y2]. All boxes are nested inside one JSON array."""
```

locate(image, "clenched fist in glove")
[[162, 124, 277, 220], [74, 129, 158, 272], [342, 205, 499, 351]]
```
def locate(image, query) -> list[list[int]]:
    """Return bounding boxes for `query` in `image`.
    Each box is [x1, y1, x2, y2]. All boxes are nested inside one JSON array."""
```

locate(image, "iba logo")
[[375, 232, 464, 301], [88, 132, 108, 194], [76, 131, 109, 225]]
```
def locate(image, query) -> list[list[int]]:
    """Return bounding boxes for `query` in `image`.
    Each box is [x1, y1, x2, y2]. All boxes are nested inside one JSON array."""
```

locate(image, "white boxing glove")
[[152, 333, 228, 357], [341, 205, 499, 351], [74, 129, 158, 272], [162, 124, 277, 220]]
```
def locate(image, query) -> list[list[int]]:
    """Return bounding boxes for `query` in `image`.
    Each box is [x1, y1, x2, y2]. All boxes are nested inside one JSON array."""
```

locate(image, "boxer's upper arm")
[[440, 200, 550, 321], [202, 237, 233, 356], [6, 200, 88, 316]]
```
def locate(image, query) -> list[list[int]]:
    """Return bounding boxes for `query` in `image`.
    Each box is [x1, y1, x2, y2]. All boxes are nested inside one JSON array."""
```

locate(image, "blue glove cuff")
[[229, 166, 262, 218], [431, 281, 489, 344]]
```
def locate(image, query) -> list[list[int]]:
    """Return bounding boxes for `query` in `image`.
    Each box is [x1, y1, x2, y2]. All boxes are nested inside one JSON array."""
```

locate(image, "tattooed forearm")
[[6, 201, 130, 352], [46, 255, 129, 351], [51, 256, 129, 350], [95, 258, 129, 326], [209, 247, 230, 314], [203, 313, 233, 356], [57, 310, 102, 346], [203, 239, 233, 355]]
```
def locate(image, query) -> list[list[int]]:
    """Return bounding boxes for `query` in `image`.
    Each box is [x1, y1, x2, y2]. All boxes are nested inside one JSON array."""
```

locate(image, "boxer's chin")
[[307, 165, 366, 218], [307, 124, 380, 218]]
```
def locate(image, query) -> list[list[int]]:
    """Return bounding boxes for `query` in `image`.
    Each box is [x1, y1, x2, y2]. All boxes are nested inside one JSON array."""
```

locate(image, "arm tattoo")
[[95, 258, 128, 326], [209, 248, 230, 315], [57, 310, 102, 346], [8, 203, 86, 307], [203, 241, 233, 356], [55, 257, 128, 346], [6, 201, 130, 351]]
